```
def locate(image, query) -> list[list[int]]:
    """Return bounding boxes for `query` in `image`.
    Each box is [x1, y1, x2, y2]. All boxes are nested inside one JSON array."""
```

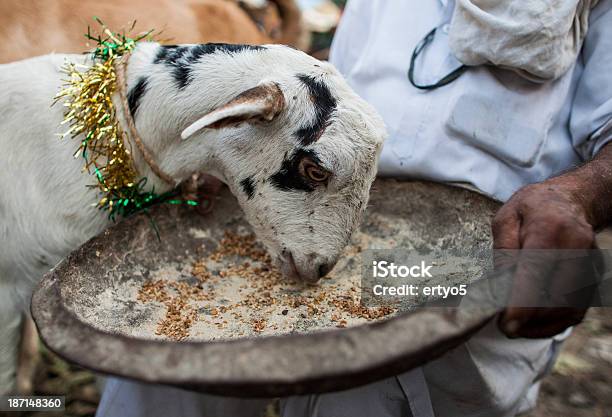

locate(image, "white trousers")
[[95, 320, 566, 417], [96, 368, 431, 417]]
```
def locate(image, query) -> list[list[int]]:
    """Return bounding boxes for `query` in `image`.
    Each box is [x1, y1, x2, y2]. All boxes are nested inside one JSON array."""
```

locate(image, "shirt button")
[[441, 23, 450, 34]]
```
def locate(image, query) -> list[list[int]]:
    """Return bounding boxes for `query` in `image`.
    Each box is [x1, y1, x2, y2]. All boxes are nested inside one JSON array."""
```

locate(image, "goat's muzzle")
[[278, 250, 337, 285]]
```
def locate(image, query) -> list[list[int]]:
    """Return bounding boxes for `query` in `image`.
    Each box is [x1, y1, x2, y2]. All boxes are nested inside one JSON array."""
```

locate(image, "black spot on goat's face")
[[294, 74, 337, 146], [240, 177, 256, 200], [270, 149, 323, 192], [127, 76, 148, 118]]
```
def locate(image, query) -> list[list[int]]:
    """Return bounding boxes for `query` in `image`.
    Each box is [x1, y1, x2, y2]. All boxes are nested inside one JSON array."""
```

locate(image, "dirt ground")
[[526, 308, 612, 417], [8, 308, 609, 417]]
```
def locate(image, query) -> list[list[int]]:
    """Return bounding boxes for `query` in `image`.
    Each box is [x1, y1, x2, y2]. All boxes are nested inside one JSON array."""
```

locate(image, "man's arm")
[[571, 142, 612, 229], [494, 141, 612, 338]]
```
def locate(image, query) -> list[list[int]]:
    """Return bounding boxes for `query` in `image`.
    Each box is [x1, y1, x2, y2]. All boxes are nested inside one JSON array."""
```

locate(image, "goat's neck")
[[116, 43, 229, 194]]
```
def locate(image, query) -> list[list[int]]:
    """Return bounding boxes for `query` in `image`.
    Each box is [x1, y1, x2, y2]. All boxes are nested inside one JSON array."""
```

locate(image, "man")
[[281, 1, 612, 416], [97, 0, 612, 415]]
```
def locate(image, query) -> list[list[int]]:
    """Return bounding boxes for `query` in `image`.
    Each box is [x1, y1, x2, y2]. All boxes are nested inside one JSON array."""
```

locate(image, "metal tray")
[[32, 179, 502, 397]]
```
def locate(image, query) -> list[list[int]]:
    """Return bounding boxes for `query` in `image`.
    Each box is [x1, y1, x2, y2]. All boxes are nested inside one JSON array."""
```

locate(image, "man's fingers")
[[499, 211, 596, 338], [495, 178, 599, 339], [500, 307, 535, 337], [509, 229, 557, 305], [492, 205, 521, 250], [499, 221, 560, 336], [500, 308, 586, 339]]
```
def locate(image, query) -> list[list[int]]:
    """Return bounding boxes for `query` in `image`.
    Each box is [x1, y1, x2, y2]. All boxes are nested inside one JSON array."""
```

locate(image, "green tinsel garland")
[[55, 19, 196, 221]]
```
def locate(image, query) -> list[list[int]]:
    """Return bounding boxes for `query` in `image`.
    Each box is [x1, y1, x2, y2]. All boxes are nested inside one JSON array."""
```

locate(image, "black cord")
[[408, 27, 468, 90]]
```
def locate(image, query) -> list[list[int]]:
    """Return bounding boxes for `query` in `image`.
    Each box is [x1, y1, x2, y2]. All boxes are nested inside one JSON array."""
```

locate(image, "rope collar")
[[115, 53, 176, 187]]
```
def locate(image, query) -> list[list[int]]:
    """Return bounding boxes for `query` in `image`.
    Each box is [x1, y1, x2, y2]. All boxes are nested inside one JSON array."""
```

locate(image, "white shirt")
[[327, 2, 608, 416], [330, 0, 612, 201]]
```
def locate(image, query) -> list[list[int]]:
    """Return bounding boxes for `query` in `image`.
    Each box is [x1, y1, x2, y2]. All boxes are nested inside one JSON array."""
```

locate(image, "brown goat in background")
[[0, 0, 304, 63]]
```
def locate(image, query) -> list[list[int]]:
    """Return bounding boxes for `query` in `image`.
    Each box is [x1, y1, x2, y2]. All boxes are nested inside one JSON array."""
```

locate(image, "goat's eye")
[[301, 160, 330, 183]]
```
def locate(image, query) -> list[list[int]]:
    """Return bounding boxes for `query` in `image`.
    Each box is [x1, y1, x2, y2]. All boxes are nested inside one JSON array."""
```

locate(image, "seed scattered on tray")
[[157, 297, 197, 341], [137, 231, 395, 341], [252, 318, 267, 333], [137, 280, 170, 303]]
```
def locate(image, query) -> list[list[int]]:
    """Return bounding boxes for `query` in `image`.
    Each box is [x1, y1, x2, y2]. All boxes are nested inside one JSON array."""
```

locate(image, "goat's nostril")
[[318, 263, 333, 279]]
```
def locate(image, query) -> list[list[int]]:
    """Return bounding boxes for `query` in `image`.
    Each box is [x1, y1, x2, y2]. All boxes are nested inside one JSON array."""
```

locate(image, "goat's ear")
[[181, 82, 285, 140]]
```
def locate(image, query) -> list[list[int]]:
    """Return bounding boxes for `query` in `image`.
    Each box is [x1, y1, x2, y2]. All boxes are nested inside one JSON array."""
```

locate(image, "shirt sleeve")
[[570, 0, 612, 160]]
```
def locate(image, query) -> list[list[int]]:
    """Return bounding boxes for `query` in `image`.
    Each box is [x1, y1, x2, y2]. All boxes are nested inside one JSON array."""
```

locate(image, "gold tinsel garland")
[[56, 55, 138, 208], [55, 21, 194, 220]]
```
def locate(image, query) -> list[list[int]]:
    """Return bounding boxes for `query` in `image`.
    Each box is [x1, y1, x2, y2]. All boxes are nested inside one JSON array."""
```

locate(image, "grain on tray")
[[209, 232, 271, 263], [137, 280, 170, 303], [137, 231, 396, 341], [192, 261, 212, 282], [252, 318, 267, 332], [156, 296, 198, 341], [168, 281, 214, 302]]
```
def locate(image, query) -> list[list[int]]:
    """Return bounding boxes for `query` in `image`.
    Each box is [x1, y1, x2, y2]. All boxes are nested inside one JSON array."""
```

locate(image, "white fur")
[[0, 42, 386, 393]]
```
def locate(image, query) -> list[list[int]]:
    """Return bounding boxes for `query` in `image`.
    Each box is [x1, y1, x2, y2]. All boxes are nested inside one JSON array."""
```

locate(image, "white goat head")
[[128, 43, 387, 283]]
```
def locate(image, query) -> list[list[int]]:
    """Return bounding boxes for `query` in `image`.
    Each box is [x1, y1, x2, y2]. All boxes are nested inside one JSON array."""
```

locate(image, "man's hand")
[[493, 142, 612, 338], [493, 182, 595, 338]]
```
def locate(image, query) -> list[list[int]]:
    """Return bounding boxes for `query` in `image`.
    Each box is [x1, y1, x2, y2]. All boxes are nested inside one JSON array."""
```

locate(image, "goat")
[[0, 42, 386, 394], [0, 0, 304, 393]]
